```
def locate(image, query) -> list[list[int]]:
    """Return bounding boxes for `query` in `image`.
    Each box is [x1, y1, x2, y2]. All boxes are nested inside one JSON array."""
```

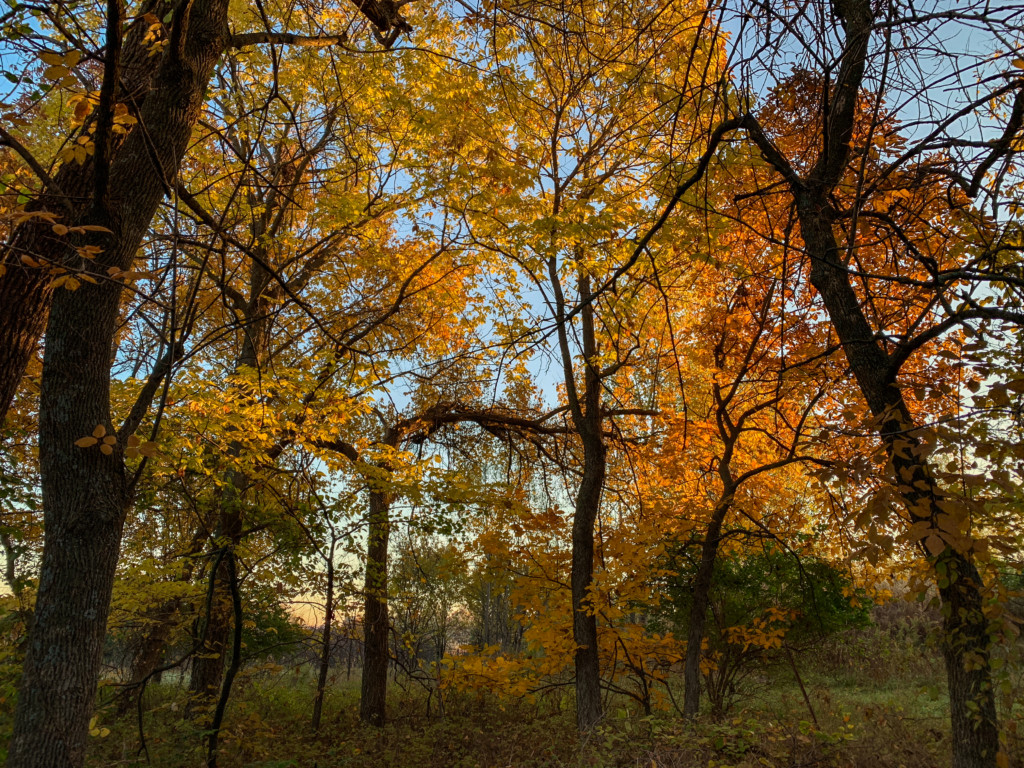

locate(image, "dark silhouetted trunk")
[[311, 537, 336, 731], [550, 264, 607, 732], [682, 494, 732, 719], [799, 193, 999, 767], [731, 0, 1001, 759], [359, 483, 391, 726]]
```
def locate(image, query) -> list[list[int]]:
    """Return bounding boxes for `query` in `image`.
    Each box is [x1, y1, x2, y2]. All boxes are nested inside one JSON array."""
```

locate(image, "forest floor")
[[85, 629, 1024, 768]]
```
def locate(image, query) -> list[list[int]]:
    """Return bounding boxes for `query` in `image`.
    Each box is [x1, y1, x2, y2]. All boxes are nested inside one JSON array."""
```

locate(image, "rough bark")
[[0, 0, 192, 428], [722, 0, 1001, 760], [6, 0, 231, 763], [0, 0, 409, 430]]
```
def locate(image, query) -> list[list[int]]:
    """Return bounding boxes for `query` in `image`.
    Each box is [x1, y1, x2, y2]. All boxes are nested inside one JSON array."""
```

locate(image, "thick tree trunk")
[[359, 485, 391, 726], [0, 0, 212, 428], [682, 496, 732, 719], [6, 4, 230, 761], [6, 282, 128, 764]]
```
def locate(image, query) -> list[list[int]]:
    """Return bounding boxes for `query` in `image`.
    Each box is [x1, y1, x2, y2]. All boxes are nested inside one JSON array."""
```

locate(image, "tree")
[[664, 1, 1024, 763], [450, 0, 723, 729], [0, 1, 412, 763]]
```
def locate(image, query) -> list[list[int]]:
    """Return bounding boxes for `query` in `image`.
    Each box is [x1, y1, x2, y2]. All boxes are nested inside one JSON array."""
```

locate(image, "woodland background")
[[1, 0, 1024, 766]]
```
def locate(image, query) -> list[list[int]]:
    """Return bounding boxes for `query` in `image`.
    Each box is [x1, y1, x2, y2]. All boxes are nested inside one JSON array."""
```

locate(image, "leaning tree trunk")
[[0, 0, 212, 428], [359, 483, 392, 726], [798, 194, 999, 767], [728, 0, 1000, 758]]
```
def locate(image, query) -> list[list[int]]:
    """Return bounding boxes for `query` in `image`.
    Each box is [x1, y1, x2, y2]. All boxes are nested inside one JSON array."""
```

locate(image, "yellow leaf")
[[924, 534, 945, 557], [99, 444, 113, 455], [74, 436, 98, 448], [44, 65, 69, 80], [92, 424, 106, 438]]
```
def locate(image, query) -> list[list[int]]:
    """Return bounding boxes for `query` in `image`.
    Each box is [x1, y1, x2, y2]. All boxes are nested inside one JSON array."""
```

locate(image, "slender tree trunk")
[[359, 484, 391, 726], [550, 267, 607, 732], [206, 550, 243, 768], [190, 286, 273, 707], [189, 507, 242, 708], [571, 434, 605, 732], [116, 528, 210, 716], [116, 599, 179, 716], [682, 495, 732, 719], [312, 538, 336, 731]]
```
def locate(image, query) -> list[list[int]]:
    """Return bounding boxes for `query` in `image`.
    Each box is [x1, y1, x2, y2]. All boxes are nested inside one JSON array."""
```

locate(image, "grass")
[[0, 613, 982, 767], [83, 638, 1024, 768]]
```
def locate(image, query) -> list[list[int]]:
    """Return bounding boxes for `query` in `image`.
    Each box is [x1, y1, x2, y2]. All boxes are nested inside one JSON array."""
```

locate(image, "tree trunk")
[[359, 485, 391, 726], [0, 256, 54, 428], [115, 599, 179, 717], [552, 268, 607, 733], [0, 0, 221, 428], [311, 538, 336, 731], [189, 507, 242, 709], [116, 527, 210, 716], [6, 3, 230, 761], [797, 194, 999, 767], [682, 496, 732, 719], [571, 434, 605, 732], [190, 284, 274, 707], [6, 280, 129, 764]]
